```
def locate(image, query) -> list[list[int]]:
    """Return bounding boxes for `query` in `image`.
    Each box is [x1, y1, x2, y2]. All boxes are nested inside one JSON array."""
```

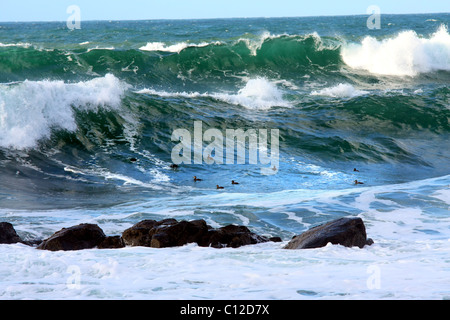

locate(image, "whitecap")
[[0, 74, 129, 150], [137, 78, 290, 110], [311, 83, 369, 98], [342, 25, 450, 76], [139, 41, 221, 53]]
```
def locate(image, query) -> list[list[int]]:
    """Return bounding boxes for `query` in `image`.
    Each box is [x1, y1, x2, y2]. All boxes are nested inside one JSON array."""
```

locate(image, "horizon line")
[[0, 11, 448, 24]]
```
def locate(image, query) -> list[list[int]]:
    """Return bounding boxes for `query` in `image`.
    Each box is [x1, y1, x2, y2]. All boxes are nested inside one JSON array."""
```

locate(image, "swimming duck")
[[231, 180, 239, 185], [194, 176, 203, 182], [216, 185, 224, 189], [354, 180, 364, 185]]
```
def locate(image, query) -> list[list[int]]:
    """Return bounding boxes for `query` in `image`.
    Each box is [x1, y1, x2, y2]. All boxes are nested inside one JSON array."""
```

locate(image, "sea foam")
[[137, 78, 289, 110], [311, 83, 369, 98], [342, 25, 450, 76], [0, 74, 129, 150], [218, 77, 290, 110], [139, 41, 221, 53]]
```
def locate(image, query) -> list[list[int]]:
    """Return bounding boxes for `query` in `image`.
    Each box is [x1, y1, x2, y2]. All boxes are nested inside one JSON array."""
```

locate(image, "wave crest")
[[139, 41, 221, 53], [342, 25, 450, 76], [137, 77, 289, 110], [311, 83, 369, 98], [0, 74, 128, 150]]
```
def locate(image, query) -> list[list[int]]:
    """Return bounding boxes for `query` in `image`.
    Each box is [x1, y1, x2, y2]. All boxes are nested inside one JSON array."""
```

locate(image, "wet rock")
[[151, 219, 210, 248], [203, 225, 269, 248], [0, 222, 22, 244], [268, 236, 283, 243], [37, 223, 106, 251], [98, 236, 125, 249], [284, 217, 373, 250], [123, 219, 271, 249], [122, 219, 177, 247]]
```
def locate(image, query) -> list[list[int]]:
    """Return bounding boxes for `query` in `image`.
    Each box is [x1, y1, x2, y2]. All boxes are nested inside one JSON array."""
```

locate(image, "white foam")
[[139, 41, 221, 53], [311, 83, 369, 98], [237, 31, 273, 56], [0, 237, 448, 299], [432, 188, 450, 205], [0, 42, 32, 48], [86, 46, 115, 53], [137, 77, 289, 110], [0, 74, 129, 150], [342, 25, 450, 76], [218, 78, 289, 110]]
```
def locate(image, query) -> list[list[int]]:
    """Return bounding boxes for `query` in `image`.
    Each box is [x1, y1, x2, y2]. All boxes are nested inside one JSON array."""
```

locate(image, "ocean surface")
[[0, 14, 449, 300]]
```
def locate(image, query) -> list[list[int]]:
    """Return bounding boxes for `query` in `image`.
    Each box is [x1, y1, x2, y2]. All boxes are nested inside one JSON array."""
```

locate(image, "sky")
[[0, 0, 448, 22]]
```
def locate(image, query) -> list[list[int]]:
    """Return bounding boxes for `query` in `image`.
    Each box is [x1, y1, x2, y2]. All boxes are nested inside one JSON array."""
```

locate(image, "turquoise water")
[[0, 14, 449, 300]]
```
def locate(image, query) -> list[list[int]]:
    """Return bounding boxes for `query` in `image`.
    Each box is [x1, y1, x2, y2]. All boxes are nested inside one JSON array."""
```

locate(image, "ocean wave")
[[139, 41, 222, 53], [0, 32, 342, 85], [0, 42, 32, 48], [311, 83, 369, 98], [0, 74, 129, 150], [135, 32, 342, 81], [342, 24, 450, 76], [137, 77, 290, 110]]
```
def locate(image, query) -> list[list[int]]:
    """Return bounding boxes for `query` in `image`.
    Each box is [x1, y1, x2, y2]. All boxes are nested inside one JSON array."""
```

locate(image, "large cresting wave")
[[0, 74, 129, 150], [342, 25, 450, 76]]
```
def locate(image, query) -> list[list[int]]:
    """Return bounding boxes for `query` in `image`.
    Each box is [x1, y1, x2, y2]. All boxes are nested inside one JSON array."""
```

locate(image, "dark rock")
[[0, 222, 22, 244], [284, 217, 373, 250], [202, 225, 269, 248], [37, 224, 106, 251], [122, 219, 177, 247], [98, 236, 125, 249], [21, 239, 43, 247], [122, 219, 158, 246], [123, 219, 270, 249], [151, 219, 209, 248], [269, 236, 283, 243]]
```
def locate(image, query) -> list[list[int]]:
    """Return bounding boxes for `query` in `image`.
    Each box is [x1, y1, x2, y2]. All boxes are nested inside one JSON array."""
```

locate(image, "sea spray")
[[342, 24, 450, 76], [137, 77, 289, 110], [0, 74, 129, 149], [311, 83, 369, 98]]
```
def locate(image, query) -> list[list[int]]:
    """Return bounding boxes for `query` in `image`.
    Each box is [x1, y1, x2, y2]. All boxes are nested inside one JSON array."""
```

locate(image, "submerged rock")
[[0, 222, 22, 244], [37, 223, 106, 251], [284, 217, 373, 250]]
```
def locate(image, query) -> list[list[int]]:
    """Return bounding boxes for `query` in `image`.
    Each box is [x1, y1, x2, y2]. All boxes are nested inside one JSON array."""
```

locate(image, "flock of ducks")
[[353, 168, 364, 185], [193, 176, 238, 189], [134, 159, 365, 189], [193, 168, 364, 189]]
